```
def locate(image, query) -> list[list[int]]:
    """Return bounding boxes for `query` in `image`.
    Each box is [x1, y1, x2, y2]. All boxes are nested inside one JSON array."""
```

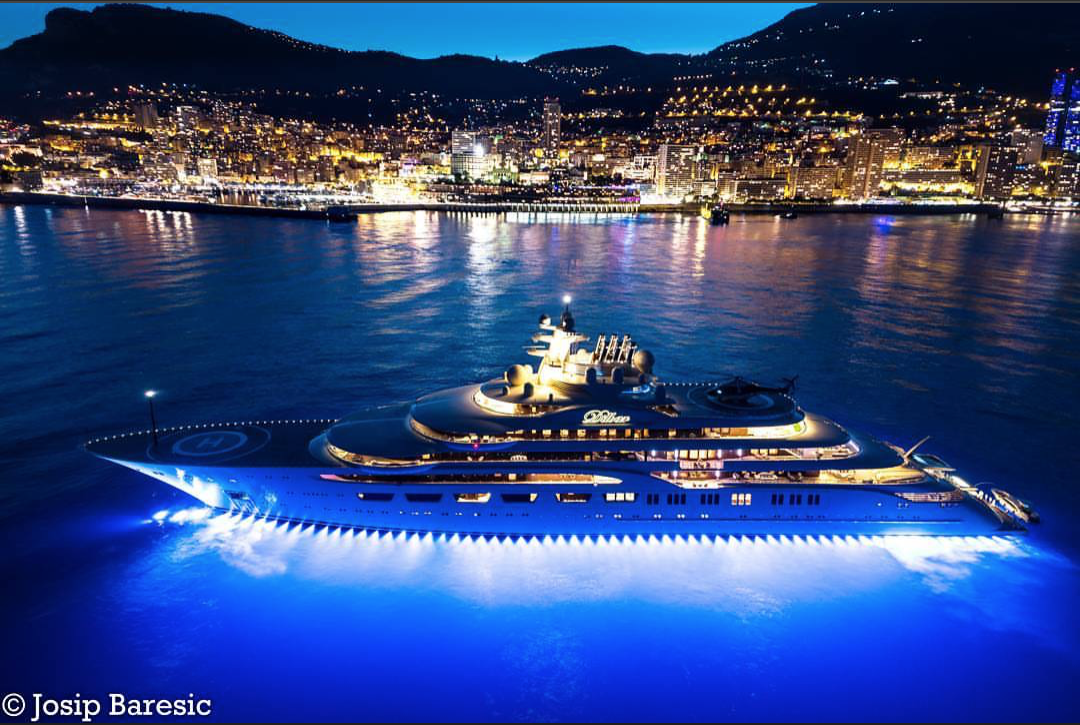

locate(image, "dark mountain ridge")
[[0, 3, 1075, 124], [707, 3, 1079, 94], [0, 4, 559, 99]]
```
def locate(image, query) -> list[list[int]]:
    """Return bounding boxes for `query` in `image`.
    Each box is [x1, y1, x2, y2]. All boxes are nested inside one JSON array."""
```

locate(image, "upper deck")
[[405, 302, 808, 441], [87, 304, 894, 473]]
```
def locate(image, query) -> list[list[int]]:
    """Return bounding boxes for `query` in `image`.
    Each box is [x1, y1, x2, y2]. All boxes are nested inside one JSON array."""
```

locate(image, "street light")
[[145, 390, 158, 446]]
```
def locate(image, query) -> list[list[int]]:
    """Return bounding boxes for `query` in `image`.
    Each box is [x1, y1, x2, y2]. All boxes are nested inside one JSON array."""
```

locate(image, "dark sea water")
[[1, 205, 1079, 722]]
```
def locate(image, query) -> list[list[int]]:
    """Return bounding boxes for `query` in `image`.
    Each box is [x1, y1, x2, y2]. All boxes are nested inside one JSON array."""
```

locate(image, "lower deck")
[[118, 460, 1015, 536]]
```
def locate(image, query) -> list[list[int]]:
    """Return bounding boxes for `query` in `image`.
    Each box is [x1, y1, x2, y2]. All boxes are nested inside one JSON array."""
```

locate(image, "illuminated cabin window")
[[501, 493, 538, 503], [454, 492, 491, 503], [604, 492, 637, 502], [405, 493, 442, 503], [895, 490, 963, 503], [409, 416, 808, 446], [323, 473, 620, 485], [356, 492, 394, 502], [556, 493, 592, 503], [731, 492, 752, 506], [326, 441, 421, 467]]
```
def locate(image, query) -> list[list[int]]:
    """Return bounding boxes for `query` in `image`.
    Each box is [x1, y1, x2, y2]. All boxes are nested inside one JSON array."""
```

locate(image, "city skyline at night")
[[1, 4, 1077, 215]]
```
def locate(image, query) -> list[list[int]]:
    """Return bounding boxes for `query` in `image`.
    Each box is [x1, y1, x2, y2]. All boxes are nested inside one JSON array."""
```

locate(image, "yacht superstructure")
[[87, 303, 1031, 536]]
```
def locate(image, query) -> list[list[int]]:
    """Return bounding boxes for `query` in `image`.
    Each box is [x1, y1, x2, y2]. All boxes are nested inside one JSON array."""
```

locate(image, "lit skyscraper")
[[974, 144, 1018, 199], [1044, 69, 1080, 153], [656, 144, 698, 199], [542, 98, 561, 156], [843, 135, 881, 199]]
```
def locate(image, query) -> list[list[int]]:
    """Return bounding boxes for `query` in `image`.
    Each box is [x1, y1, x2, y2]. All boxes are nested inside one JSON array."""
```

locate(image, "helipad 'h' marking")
[[197, 434, 227, 451]]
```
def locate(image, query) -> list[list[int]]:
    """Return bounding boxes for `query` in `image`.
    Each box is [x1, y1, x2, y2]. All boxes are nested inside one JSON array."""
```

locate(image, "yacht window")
[[731, 492, 752, 506], [405, 493, 442, 503], [357, 492, 394, 502], [501, 493, 538, 503], [454, 493, 491, 503], [555, 493, 591, 503]]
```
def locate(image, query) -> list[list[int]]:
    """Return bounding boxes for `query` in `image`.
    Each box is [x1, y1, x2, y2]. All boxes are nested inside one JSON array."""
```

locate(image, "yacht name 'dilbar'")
[[582, 409, 631, 426]]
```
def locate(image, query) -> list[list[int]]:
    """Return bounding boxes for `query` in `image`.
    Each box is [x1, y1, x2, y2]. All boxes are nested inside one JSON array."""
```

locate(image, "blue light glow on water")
[[2, 207, 1079, 720]]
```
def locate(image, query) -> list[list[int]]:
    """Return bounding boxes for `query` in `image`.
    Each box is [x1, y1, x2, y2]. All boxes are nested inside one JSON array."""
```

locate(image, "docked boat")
[[701, 203, 730, 225], [87, 302, 1029, 537]]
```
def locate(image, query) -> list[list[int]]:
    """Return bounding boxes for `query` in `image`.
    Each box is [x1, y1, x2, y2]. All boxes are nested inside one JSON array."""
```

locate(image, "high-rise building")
[[1009, 128, 1045, 164], [133, 101, 158, 130], [791, 165, 839, 200], [542, 98, 561, 156], [843, 128, 904, 199], [450, 129, 492, 180], [174, 105, 202, 155], [874, 128, 905, 169], [1044, 69, 1080, 153], [1053, 154, 1080, 198], [974, 144, 1018, 199], [656, 144, 698, 199], [843, 135, 884, 199]]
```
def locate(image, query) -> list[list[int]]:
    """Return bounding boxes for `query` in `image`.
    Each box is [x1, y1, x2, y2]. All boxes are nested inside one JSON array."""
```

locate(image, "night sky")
[[0, 2, 810, 59]]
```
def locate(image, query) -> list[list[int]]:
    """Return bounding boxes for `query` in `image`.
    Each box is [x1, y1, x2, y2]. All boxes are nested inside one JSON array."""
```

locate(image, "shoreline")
[[0, 190, 1038, 221]]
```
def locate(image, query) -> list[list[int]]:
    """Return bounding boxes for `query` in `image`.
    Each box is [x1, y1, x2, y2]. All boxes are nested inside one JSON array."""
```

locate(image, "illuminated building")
[[843, 128, 903, 199], [450, 129, 492, 180], [903, 145, 956, 170], [974, 143, 1017, 199], [86, 302, 1032, 536], [656, 144, 698, 199], [1043, 69, 1080, 152], [542, 98, 561, 156], [616, 154, 656, 183], [1052, 154, 1080, 198], [196, 158, 218, 180], [1009, 128, 1044, 164], [734, 176, 787, 201], [133, 101, 158, 130], [791, 165, 839, 200], [174, 105, 201, 134]]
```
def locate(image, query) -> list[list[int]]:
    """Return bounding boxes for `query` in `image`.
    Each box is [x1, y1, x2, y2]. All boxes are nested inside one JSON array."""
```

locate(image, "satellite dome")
[[506, 364, 531, 386], [633, 349, 655, 374], [539, 314, 551, 326]]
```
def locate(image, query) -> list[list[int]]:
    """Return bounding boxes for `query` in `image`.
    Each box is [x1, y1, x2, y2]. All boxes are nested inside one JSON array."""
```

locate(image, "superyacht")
[[87, 300, 1033, 536]]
